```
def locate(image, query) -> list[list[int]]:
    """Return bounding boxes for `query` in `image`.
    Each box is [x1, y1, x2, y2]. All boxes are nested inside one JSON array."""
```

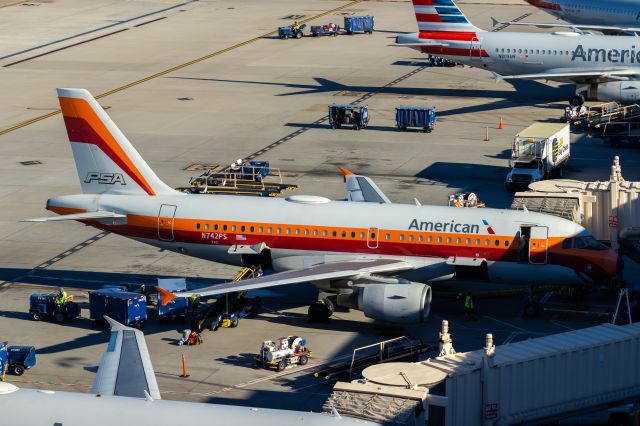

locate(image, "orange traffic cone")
[[180, 353, 189, 378], [498, 117, 504, 130]]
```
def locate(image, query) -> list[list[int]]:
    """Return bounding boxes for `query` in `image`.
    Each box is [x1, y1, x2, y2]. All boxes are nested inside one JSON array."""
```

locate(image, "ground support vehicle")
[[193, 292, 261, 331], [426, 54, 457, 67], [255, 336, 311, 372], [344, 15, 374, 34], [2, 346, 36, 376], [505, 123, 570, 191], [310, 23, 339, 36], [448, 192, 485, 208], [29, 293, 79, 323], [89, 288, 146, 329], [278, 24, 306, 39], [158, 290, 188, 321], [183, 163, 297, 196], [566, 101, 640, 129], [328, 104, 369, 130], [396, 105, 436, 132]]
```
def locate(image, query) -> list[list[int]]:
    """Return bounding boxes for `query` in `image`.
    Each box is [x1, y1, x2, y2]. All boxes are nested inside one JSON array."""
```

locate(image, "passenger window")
[[231, 225, 236, 231], [323, 230, 328, 237], [259, 226, 264, 233], [437, 236, 442, 243], [332, 230, 337, 237], [304, 229, 309, 236], [400, 235, 405, 241], [504, 240, 509, 247], [267, 227, 272, 233], [475, 238, 480, 245], [286, 228, 291, 235], [196, 223, 201, 230], [341, 231, 346, 238], [494, 240, 500, 247], [485, 239, 490, 246], [351, 232, 356, 238], [314, 229, 318, 236], [418, 235, 423, 242], [223, 224, 228, 231], [295, 229, 300, 235], [428, 236, 433, 243], [385, 233, 391, 240], [360, 232, 365, 239], [214, 224, 219, 231], [466, 238, 471, 245], [250, 226, 254, 232], [241, 225, 245, 232], [455, 237, 461, 244], [277, 228, 282, 234], [446, 237, 452, 244]]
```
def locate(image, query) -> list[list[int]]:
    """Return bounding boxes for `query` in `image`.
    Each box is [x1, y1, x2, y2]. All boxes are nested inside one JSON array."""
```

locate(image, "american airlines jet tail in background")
[[396, 0, 640, 106], [30, 88, 617, 324], [524, 0, 640, 32]]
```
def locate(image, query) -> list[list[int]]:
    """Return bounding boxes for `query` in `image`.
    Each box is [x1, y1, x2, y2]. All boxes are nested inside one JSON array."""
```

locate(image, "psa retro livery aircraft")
[[31, 88, 617, 323], [396, 0, 640, 106], [0, 317, 371, 425]]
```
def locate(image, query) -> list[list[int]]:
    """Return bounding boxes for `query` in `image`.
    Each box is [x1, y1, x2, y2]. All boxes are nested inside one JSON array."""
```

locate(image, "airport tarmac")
[[0, 0, 639, 414]]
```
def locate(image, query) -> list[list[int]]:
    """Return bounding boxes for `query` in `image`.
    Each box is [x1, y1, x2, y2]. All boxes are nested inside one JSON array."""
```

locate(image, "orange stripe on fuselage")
[[58, 97, 156, 196]]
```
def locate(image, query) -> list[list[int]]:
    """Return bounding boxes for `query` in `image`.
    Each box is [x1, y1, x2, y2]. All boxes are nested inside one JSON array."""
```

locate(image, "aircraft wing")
[[24, 211, 126, 222], [491, 17, 640, 34], [495, 68, 638, 83], [91, 316, 161, 400], [158, 258, 413, 304], [340, 167, 392, 204]]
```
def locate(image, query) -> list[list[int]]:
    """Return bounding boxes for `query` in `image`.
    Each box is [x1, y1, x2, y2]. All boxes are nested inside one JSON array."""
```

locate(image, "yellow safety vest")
[[464, 296, 473, 310]]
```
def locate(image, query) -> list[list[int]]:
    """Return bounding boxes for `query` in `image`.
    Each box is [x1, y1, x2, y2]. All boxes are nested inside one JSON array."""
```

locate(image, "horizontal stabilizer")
[[24, 211, 126, 222]]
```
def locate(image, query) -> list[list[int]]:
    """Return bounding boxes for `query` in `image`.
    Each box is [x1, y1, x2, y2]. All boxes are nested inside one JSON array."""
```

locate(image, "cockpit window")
[[573, 236, 608, 251], [561, 238, 572, 249]]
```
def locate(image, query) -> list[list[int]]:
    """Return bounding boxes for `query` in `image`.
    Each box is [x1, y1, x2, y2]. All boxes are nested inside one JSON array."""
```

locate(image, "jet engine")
[[577, 81, 640, 104], [337, 282, 432, 323]]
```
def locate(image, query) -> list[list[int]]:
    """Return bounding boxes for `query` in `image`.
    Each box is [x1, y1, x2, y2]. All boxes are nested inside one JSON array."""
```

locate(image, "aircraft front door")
[[528, 226, 548, 264], [158, 204, 177, 241], [470, 37, 482, 60], [367, 227, 379, 249]]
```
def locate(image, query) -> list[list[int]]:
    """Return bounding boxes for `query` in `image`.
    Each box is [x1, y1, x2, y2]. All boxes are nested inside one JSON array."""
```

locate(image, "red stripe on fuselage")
[[526, 0, 561, 11], [64, 116, 153, 195], [420, 45, 489, 57], [418, 31, 478, 41]]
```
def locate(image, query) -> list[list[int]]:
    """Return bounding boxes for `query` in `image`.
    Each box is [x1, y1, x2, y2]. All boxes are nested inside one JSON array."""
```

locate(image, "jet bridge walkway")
[[324, 321, 640, 426]]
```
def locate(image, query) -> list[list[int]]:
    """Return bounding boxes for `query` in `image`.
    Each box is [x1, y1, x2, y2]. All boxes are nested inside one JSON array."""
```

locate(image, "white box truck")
[[505, 123, 570, 191]]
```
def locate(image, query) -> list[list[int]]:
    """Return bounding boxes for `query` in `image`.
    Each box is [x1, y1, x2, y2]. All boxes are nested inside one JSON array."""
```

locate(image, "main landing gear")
[[308, 298, 334, 322]]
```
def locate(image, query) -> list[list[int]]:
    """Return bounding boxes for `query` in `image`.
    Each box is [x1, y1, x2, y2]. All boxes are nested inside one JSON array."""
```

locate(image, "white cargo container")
[[506, 123, 570, 190]]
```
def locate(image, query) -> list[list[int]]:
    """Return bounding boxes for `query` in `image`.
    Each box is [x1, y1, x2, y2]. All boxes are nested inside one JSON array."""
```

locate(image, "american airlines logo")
[[84, 172, 126, 185], [409, 219, 481, 234], [571, 44, 640, 63]]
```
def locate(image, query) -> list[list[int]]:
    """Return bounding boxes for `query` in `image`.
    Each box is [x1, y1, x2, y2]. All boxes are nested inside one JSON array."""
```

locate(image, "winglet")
[[339, 167, 354, 183], [157, 287, 178, 306], [492, 72, 504, 83], [491, 17, 501, 27]]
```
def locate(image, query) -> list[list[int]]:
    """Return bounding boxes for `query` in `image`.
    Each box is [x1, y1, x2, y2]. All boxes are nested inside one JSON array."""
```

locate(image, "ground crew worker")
[[55, 287, 68, 306], [464, 292, 476, 321], [292, 21, 301, 32], [189, 294, 199, 314]]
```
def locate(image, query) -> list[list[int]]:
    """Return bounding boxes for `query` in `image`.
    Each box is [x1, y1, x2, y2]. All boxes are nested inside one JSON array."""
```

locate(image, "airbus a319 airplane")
[[521, 0, 640, 33], [397, 0, 640, 105], [31, 88, 617, 323]]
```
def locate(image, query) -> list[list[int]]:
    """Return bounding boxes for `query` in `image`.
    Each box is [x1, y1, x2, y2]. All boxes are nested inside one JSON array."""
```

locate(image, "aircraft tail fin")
[[57, 88, 175, 196], [412, 0, 483, 41]]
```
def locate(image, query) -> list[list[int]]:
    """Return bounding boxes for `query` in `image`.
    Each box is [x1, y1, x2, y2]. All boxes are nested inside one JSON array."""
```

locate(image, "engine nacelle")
[[578, 81, 640, 103], [349, 282, 432, 323]]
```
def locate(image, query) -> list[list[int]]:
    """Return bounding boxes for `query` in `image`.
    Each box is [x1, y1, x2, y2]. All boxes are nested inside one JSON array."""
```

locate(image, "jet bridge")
[[325, 321, 640, 426]]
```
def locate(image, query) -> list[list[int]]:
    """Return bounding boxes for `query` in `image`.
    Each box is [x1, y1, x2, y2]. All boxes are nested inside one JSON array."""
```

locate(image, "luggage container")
[[396, 106, 436, 132], [311, 23, 339, 36], [89, 288, 146, 329], [157, 278, 188, 321], [0, 342, 6, 378], [344, 15, 374, 34], [328, 104, 369, 130], [6, 346, 36, 376]]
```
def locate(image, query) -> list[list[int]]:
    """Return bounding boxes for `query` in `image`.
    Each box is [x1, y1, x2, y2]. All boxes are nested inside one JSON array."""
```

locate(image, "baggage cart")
[[90, 288, 146, 329], [311, 23, 339, 37], [344, 15, 374, 34], [396, 105, 436, 132], [328, 103, 369, 130], [6, 346, 36, 376]]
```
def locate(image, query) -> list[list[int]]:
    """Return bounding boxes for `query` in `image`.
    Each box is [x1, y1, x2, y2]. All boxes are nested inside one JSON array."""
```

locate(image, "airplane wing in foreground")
[[495, 68, 639, 83], [340, 167, 392, 204], [158, 258, 413, 304], [91, 316, 161, 400]]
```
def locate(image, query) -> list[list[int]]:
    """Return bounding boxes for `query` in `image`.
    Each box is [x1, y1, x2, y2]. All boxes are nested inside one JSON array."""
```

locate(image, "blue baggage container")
[[396, 106, 436, 132], [344, 15, 374, 34], [7, 346, 36, 375], [328, 103, 369, 130], [158, 290, 188, 320], [90, 288, 146, 329], [239, 160, 270, 180]]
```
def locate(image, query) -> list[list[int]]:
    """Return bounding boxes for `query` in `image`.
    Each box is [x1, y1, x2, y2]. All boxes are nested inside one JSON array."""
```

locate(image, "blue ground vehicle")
[[29, 293, 80, 323], [89, 288, 146, 329], [278, 23, 306, 39], [311, 23, 339, 37], [328, 104, 369, 130], [396, 106, 436, 132], [5, 346, 36, 376], [344, 15, 374, 34], [158, 290, 188, 321]]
